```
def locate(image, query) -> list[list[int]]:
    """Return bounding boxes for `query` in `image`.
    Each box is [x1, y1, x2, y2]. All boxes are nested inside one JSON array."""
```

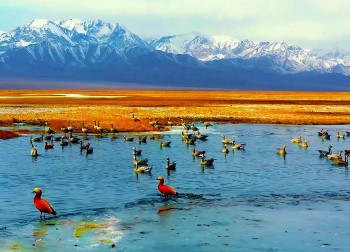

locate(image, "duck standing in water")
[[157, 176, 179, 198], [32, 188, 56, 219]]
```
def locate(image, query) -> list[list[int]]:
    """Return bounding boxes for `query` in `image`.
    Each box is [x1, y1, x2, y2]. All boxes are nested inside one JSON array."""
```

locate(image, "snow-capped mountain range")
[[0, 19, 349, 90]]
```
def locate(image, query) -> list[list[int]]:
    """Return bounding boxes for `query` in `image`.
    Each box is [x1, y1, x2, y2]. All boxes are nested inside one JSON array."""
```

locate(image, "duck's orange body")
[[157, 176, 179, 197], [33, 188, 56, 218]]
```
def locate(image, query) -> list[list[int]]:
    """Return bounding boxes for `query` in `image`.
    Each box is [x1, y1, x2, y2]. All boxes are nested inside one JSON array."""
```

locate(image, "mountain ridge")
[[0, 19, 349, 90]]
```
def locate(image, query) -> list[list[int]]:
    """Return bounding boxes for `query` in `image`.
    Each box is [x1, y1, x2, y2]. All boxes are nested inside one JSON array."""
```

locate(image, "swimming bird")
[[222, 144, 229, 154], [124, 136, 134, 142], [336, 132, 345, 139], [181, 131, 193, 140], [299, 140, 308, 148], [134, 162, 152, 173], [332, 154, 349, 166], [132, 155, 149, 166], [80, 141, 90, 151], [60, 137, 69, 146], [320, 132, 330, 140], [191, 123, 199, 132], [185, 137, 196, 145], [318, 145, 332, 157], [327, 150, 343, 160], [132, 146, 142, 156], [276, 145, 287, 155], [32, 188, 56, 219], [85, 144, 93, 155], [232, 142, 246, 150], [157, 176, 179, 198], [138, 136, 147, 143], [68, 131, 80, 143], [291, 135, 302, 143], [31, 144, 38, 157], [160, 140, 171, 147], [45, 141, 54, 150], [192, 147, 206, 157], [195, 131, 208, 140], [222, 135, 234, 144], [200, 155, 216, 166], [166, 157, 176, 170], [30, 135, 44, 142], [317, 129, 324, 136]]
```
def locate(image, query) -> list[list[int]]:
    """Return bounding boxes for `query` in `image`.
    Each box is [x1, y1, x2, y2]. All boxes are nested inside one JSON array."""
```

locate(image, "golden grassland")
[[0, 90, 350, 138]]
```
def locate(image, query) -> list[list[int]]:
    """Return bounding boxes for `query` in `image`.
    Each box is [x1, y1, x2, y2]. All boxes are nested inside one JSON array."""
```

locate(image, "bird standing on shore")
[[33, 188, 56, 219], [157, 176, 179, 198]]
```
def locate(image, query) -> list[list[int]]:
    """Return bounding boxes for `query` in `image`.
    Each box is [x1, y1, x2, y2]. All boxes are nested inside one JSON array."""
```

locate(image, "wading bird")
[[32, 188, 56, 219], [157, 176, 179, 198]]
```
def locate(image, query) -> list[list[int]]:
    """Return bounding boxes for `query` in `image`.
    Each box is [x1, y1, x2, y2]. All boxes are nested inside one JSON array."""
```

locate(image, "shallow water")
[[1, 124, 350, 251]]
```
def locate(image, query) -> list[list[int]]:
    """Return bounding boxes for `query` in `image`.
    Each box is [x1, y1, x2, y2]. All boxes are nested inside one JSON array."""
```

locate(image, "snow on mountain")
[[150, 34, 350, 75], [1, 18, 350, 76], [316, 47, 350, 67], [0, 19, 72, 49], [56, 19, 83, 32], [148, 32, 228, 61]]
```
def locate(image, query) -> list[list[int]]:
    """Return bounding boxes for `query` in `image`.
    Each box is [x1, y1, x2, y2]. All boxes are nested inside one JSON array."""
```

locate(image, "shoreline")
[[1, 90, 350, 139]]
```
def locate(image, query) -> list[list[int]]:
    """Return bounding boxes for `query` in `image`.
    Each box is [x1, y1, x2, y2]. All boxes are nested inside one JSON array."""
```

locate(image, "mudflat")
[[0, 90, 350, 133]]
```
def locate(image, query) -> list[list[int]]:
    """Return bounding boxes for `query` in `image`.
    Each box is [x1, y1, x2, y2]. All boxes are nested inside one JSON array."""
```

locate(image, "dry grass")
[[0, 90, 350, 138]]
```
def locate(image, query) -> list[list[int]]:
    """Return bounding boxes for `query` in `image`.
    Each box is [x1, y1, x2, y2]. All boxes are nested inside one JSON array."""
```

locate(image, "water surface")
[[1, 124, 350, 251]]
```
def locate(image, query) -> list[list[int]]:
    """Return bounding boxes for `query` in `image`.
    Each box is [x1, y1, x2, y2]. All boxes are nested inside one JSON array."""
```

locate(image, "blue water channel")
[[1, 123, 350, 251]]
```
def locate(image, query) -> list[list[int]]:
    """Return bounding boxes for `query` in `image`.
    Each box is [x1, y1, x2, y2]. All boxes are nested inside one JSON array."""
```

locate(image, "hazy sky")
[[1, 0, 350, 50]]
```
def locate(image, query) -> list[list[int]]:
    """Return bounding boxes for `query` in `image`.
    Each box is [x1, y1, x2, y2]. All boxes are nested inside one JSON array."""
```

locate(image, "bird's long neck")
[[158, 180, 164, 185]]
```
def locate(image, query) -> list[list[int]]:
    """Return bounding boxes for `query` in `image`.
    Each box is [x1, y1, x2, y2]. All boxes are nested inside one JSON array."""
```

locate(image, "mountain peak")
[[28, 19, 50, 29], [56, 19, 82, 31]]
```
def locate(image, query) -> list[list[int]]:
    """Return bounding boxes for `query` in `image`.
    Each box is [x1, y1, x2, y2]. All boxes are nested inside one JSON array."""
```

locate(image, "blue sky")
[[1, 0, 350, 50]]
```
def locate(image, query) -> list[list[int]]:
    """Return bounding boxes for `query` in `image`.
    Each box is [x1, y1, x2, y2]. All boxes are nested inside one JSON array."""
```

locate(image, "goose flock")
[[29, 120, 350, 217], [280, 131, 350, 167]]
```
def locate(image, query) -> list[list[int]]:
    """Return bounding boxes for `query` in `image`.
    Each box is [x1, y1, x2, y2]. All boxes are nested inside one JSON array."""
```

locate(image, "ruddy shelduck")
[[33, 188, 56, 218]]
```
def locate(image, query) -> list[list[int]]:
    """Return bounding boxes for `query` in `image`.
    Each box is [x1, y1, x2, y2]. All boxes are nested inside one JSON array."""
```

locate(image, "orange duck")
[[157, 176, 179, 198], [33, 188, 56, 218]]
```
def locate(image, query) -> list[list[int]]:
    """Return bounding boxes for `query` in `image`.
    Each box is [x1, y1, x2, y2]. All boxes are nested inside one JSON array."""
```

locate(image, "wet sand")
[[0, 90, 350, 136]]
